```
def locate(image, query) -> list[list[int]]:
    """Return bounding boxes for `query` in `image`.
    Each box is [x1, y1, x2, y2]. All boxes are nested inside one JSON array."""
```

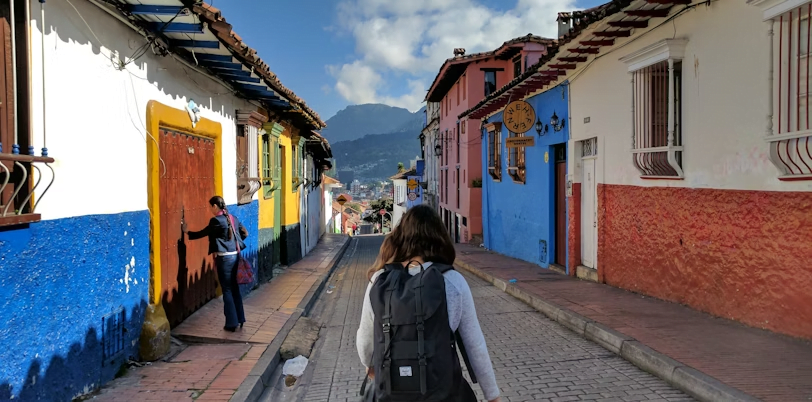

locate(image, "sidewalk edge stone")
[[453, 257, 764, 402], [585, 322, 632, 355], [231, 236, 352, 402], [673, 366, 762, 402]]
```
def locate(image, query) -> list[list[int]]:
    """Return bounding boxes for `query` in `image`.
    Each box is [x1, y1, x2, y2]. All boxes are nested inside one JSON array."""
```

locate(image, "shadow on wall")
[[281, 223, 302, 266], [0, 210, 150, 402], [0, 301, 148, 402], [257, 228, 281, 283], [162, 202, 260, 327], [44, 0, 253, 148]]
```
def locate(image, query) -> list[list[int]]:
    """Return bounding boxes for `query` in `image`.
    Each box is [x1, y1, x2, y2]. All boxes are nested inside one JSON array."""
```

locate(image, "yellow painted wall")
[[279, 121, 301, 226]]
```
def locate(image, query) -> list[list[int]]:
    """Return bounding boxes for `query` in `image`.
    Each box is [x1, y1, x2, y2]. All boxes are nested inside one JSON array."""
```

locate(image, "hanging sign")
[[506, 136, 535, 148], [504, 100, 536, 134]]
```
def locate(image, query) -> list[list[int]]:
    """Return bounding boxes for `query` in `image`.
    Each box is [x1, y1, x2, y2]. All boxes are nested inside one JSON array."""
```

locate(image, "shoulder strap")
[[455, 330, 478, 384], [226, 215, 241, 253], [431, 262, 455, 274]]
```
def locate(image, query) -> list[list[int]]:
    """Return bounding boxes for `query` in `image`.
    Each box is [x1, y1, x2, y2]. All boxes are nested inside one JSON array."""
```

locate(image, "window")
[[484, 71, 497, 97], [236, 111, 266, 204], [456, 123, 460, 163], [262, 123, 283, 198], [513, 56, 522, 79], [507, 130, 527, 184], [444, 130, 449, 166], [621, 39, 687, 178], [456, 168, 460, 209], [485, 122, 502, 181], [0, 5, 51, 227], [462, 74, 467, 100], [457, 82, 460, 105], [764, 5, 812, 179], [444, 170, 448, 205]]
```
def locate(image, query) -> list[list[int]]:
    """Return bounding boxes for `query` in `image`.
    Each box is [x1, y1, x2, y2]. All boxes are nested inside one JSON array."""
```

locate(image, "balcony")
[[0, 151, 56, 227]]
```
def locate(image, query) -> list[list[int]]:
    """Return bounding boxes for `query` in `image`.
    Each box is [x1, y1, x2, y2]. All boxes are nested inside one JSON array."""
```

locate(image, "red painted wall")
[[567, 183, 581, 276], [597, 184, 812, 339]]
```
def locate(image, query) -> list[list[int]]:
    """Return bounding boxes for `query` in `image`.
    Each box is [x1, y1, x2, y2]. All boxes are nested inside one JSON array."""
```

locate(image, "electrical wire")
[[566, 0, 712, 85]]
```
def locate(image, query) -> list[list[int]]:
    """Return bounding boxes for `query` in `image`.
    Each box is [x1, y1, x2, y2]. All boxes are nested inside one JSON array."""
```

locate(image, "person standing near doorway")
[[184, 196, 248, 332]]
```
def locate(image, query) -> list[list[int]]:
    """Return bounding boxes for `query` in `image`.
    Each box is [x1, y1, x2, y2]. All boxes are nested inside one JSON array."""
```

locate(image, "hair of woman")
[[367, 204, 455, 280], [209, 195, 233, 240]]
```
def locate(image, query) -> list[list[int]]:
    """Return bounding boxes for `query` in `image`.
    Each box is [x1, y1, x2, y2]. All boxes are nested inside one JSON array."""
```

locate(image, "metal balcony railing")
[[0, 151, 55, 226]]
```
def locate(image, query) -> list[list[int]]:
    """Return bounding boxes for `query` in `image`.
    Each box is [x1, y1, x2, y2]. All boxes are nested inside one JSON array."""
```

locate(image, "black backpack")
[[364, 262, 477, 402]]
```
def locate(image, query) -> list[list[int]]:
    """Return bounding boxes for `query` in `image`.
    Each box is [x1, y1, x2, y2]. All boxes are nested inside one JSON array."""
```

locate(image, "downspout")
[[39, 0, 47, 156], [767, 19, 774, 136], [9, 0, 18, 153]]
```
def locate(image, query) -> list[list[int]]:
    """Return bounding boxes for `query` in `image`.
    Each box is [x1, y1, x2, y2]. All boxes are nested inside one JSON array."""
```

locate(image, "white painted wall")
[[28, 0, 258, 220], [569, 0, 812, 192]]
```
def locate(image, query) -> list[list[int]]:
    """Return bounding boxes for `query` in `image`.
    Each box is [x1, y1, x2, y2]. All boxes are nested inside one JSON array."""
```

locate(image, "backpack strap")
[[455, 330, 478, 384], [409, 260, 429, 395], [382, 274, 396, 396]]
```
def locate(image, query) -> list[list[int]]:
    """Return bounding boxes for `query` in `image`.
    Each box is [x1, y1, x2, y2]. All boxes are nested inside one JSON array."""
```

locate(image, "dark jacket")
[[188, 214, 248, 255]]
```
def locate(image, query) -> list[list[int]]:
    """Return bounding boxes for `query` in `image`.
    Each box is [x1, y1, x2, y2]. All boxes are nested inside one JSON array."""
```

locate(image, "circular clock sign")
[[504, 100, 536, 134]]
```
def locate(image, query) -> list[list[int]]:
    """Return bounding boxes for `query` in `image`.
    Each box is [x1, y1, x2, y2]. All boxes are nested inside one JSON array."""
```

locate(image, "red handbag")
[[228, 215, 255, 285]]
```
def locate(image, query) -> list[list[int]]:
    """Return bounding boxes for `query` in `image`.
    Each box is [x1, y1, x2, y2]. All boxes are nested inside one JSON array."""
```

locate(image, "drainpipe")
[[39, 0, 47, 156], [767, 19, 774, 136], [9, 0, 18, 153]]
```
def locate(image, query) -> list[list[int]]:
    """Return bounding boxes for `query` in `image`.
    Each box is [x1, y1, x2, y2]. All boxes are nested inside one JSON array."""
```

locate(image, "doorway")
[[554, 144, 567, 267], [158, 128, 217, 327], [454, 214, 461, 243], [580, 138, 597, 268]]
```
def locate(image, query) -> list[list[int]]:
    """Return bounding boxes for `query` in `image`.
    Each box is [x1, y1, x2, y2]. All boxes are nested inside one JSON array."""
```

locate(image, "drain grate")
[[102, 307, 125, 366], [538, 240, 548, 263]]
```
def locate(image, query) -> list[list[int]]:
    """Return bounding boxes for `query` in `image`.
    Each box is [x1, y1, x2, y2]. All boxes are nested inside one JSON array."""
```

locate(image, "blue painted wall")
[[0, 211, 150, 401], [482, 83, 570, 270], [229, 201, 259, 294]]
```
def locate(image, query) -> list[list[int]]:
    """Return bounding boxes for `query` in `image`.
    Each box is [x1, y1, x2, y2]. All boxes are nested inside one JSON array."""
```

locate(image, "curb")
[[454, 259, 762, 402], [231, 236, 352, 402]]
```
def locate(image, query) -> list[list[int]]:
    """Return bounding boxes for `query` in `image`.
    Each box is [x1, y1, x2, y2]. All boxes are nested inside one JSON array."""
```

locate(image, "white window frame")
[[620, 38, 688, 179]]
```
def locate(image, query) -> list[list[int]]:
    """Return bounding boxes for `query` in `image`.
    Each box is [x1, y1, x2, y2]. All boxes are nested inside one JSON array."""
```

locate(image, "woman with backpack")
[[184, 196, 248, 332], [356, 205, 501, 402]]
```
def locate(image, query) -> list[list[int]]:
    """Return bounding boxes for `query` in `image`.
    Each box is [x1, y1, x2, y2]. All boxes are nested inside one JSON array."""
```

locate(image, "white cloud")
[[328, 0, 576, 111]]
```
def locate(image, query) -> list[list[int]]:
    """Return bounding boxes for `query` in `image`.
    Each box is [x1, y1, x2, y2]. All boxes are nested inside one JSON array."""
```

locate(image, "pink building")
[[425, 35, 553, 243]]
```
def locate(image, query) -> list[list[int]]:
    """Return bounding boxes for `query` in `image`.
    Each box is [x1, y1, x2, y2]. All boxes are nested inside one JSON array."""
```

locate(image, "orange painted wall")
[[597, 184, 812, 339]]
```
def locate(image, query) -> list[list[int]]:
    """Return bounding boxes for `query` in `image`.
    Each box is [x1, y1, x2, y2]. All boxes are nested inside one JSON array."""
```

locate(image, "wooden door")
[[554, 147, 567, 266], [0, 14, 14, 208], [159, 128, 217, 327]]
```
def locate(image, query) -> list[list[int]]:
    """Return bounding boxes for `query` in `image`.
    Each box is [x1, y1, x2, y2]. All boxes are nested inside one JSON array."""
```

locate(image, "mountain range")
[[322, 104, 425, 183]]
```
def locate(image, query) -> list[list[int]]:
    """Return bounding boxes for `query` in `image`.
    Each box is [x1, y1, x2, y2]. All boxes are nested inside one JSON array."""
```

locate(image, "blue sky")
[[214, 0, 606, 121]]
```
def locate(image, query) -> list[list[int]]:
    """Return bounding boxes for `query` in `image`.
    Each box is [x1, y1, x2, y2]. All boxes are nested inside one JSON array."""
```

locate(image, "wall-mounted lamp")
[[434, 143, 443, 157], [535, 117, 547, 137], [550, 111, 565, 132]]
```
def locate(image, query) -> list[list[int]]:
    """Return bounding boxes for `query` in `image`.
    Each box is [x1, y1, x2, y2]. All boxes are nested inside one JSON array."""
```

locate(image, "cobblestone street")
[[275, 236, 694, 402]]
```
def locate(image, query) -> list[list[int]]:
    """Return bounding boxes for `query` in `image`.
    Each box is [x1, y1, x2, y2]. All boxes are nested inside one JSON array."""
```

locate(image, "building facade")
[[464, 0, 812, 340], [465, 85, 570, 270], [425, 35, 553, 243], [420, 101, 441, 211], [0, 1, 328, 400]]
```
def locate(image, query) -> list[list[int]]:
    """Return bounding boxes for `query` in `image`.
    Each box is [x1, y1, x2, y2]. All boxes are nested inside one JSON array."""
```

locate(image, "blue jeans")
[[215, 254, 246, 327]]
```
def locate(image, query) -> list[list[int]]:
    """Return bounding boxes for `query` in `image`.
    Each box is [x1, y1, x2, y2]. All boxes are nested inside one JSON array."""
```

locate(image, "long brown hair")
[[367, 205, 456, 280]]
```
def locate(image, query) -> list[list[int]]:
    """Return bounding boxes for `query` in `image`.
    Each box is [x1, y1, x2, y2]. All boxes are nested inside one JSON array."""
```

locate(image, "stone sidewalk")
[[454, 244, 812, 402], [86, 234, 349, 402]]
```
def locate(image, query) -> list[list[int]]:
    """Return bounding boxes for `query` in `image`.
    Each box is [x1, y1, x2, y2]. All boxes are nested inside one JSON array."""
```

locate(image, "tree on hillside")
[[397, 162, 404, 172], [363, 198, 394, 224]]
